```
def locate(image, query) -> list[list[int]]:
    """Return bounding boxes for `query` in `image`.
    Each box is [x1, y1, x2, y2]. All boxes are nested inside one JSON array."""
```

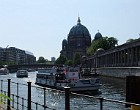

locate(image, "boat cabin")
[[55, 67, 80, 82]]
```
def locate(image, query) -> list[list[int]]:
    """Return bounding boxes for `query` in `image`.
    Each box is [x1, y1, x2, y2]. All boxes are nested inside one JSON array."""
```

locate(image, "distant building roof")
[[25, 51, 34, 56]]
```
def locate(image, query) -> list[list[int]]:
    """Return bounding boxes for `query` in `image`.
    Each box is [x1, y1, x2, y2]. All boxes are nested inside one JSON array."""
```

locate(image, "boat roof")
[[17, 70, 28, 72]]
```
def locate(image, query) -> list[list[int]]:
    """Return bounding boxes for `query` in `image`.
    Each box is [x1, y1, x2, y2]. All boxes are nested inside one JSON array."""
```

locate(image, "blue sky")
[[0, 0, 140, 60]]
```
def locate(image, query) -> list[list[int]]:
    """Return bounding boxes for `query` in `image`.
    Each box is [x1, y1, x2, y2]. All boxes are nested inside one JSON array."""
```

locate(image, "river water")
[[0, 71, 129, 110]]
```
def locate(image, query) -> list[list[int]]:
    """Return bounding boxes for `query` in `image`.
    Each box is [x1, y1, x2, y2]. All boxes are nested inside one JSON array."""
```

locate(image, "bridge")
[[7, 64, 62, 72]]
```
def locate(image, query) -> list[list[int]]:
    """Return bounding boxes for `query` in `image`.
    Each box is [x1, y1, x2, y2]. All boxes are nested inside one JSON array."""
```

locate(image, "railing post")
[[17, 83, 19, 110], [1, 80, 3, 93], [27, 81, 31, 110], [64, 87, 70, 110], [22, 97, 24, 110], [43, 88, 46, 110], [99, 97, 103, 110], [1, 80, 3, 102], [7, 79, 11, 110], [12, 94, 14, 108]]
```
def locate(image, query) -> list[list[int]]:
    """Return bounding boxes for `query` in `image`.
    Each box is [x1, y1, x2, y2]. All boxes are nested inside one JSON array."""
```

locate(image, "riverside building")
[[0, 47, 36, 65]]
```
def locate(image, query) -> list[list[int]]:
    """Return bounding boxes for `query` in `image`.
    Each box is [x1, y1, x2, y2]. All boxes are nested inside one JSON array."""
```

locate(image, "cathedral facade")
[[61, 17, 102, 60], [61, 17, 91, 60]]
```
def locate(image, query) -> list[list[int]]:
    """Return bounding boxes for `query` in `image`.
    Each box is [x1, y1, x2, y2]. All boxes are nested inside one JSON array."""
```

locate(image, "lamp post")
[[94, 55, 97, 74], [80, 56, 86, 76], [94, 50, 99, 75]]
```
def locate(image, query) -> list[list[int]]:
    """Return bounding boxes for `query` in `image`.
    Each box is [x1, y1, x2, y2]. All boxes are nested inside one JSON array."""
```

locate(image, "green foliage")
[[0, 93, 12, 103], [55, 54, 67, 65], [107, 37, 118, 48], [55, 55, 73, 66], [73, 53, 81, 66], [37, 56, 47, 63], [0, 93, 12, 109], [87, 46, 94, 56], [46, 61, 54, 64], [65, 60, 73, 66], [0, 61, 17, 66], [87, 36, 118, 55], [126, 38, 137, 43]]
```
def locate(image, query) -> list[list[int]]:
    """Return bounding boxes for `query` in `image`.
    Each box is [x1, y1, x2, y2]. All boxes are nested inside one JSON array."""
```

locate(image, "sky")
[[0, 0, 140, 60]]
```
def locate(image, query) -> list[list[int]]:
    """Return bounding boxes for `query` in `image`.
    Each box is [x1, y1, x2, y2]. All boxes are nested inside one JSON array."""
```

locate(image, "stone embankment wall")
[[97, 67, 140, 78]]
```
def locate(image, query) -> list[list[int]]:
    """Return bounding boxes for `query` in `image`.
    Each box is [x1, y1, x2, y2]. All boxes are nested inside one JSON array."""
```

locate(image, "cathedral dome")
[[61, 17, 91, 60], [94, 31, 102, 40], [68, 17, 91, 38]]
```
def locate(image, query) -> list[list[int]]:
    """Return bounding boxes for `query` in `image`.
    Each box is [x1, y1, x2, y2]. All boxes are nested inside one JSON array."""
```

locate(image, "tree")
[[65, 60, 73, 66], [0, 61, 16, 66], [55, 54, 67, 65], [73, 53, 81, 66], [126, 38, 137, 43], [37, 56, 46, 63], [107, 37, 118, 48], [87, 36, 118, 55]]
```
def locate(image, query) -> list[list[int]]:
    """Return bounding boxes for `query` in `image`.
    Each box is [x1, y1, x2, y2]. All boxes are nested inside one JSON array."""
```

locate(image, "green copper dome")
[[68, 17, 91, 38], [94, 31, 102, 40]]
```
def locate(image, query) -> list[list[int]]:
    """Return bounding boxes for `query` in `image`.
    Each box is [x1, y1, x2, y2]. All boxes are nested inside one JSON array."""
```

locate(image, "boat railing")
[[0, 79, 140, 110]]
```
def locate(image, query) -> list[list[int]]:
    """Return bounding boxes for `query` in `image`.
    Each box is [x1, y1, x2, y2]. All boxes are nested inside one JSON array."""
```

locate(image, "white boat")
[[16, 70, 28, 78], [0, 68, 9, 75], [35, 67, 101, 92], [36, 67, 57, 87]]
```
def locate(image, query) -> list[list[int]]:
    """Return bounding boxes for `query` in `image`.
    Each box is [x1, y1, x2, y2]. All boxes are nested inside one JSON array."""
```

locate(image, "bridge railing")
[[0, 79, 140, 110]]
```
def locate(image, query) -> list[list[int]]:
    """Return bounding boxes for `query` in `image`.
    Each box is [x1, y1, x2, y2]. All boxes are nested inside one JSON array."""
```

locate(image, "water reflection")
[[0, 72, 127, 110], [99, 76, 126, 100]]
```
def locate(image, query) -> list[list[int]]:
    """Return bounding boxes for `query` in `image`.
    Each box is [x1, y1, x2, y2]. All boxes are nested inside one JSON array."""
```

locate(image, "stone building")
[[61, 17, 92, 60], [86, 38, 140, 68], [82, 38, 140, 78]]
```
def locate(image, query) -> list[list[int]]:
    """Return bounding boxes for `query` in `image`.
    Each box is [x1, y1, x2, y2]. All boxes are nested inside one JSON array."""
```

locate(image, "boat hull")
[[35, 78, 101, 92], [17, 75, 28, 78]]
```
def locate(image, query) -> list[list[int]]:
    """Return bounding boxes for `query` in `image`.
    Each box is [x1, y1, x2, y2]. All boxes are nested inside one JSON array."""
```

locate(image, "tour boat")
[[35, 67, 101, 92], [0, 68, 9, 75], [16, 70, 28, 78]]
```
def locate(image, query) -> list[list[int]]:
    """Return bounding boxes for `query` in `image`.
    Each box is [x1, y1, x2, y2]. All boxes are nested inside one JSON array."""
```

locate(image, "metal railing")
[[0, 79, 56, 110], [0, 79, 140, 110]]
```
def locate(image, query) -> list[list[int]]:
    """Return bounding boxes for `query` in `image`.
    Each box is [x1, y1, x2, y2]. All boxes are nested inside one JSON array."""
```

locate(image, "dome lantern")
[[77, 17, 81, 25]]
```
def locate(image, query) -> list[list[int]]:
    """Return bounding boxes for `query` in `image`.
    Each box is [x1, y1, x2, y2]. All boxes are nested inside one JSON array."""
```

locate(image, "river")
[[0, 71, 128, 110]]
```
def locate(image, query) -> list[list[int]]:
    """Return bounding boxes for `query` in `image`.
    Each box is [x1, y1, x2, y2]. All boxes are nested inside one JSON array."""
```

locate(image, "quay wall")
[[97, 67, 140, 78]]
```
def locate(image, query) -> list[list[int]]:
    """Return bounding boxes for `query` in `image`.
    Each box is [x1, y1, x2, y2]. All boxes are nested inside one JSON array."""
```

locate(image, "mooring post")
[[64, 86, 70, 110], [27, 81, 32, 110], [7, 79, 11, 110], [126, 76, 140, 108]]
